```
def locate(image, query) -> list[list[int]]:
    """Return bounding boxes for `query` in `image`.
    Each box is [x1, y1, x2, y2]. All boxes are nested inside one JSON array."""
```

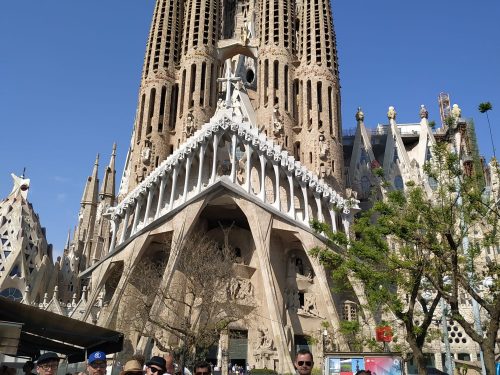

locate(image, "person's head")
[[146, 356, 166, 375], [23, 362, 35, 374], [294, 349, 314, 375], [36, 352, 61, 375], [355, 371, 371, 375], [87, 351, 107, 375], [194, 362, 211, 375], [121, 360, 144, 375]]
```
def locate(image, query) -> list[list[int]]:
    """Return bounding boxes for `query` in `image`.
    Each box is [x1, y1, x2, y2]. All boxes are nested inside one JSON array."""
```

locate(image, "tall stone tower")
[[121, 0, 344, 195]]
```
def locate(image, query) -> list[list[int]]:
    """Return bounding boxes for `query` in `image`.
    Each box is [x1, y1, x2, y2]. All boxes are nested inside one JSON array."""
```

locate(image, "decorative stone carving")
[[319, 134, 328, 159], [272, 105, 283, 136], [140, 141, 151, 165], [298, 292, 321, 317], [240, 21, 250, 45], [228, 277, 254, 302], [419, 104, 428, 119], [254, 327, 274, 350], [452, 103, 461, 119], [355, 107, 364, 122], [387, 106, 397, 121], [186, 112, 196, 137]]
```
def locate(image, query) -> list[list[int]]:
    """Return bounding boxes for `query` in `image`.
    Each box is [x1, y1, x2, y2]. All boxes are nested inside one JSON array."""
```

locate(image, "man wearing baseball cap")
[[35, 353, 61, 375], [87, 351, 107, 375]]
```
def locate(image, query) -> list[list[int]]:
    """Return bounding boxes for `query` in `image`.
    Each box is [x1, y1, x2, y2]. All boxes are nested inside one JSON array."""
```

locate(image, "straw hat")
[[123, 360, 143, 374]]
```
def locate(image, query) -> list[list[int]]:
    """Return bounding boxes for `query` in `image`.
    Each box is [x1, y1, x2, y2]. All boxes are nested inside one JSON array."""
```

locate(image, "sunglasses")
[[90, 363, 107, 369], [297, 361, 312, 367], [149, 367, 163, 374]]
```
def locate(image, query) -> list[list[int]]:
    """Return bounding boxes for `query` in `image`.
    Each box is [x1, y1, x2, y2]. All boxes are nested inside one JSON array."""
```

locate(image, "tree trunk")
[[406, 336, 427, 375], [413, 351, 428, 375], [481, 341, 496, 375]]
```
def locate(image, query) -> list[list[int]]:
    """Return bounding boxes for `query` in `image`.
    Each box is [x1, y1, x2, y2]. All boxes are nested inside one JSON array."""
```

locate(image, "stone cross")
[[218, 59, 241, 108]]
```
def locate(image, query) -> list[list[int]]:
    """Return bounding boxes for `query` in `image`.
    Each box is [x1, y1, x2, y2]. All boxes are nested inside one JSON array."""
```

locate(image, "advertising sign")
[[325, 355, 401, 375]]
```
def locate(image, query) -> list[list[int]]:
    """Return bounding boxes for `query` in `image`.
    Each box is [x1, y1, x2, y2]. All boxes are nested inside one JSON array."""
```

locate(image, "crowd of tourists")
[[1, 348, 370, 375]]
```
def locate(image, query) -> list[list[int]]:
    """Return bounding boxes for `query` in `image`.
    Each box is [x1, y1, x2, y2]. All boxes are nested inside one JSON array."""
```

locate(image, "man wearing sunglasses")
[[193, 362, 211, 375], [145, 356, 167, 375], [294, 349, 314, 375], [87, 351, 107, 375]]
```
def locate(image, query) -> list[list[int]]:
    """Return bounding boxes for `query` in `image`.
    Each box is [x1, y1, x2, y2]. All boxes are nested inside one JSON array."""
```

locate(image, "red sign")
[[375, 326, 393, 342]]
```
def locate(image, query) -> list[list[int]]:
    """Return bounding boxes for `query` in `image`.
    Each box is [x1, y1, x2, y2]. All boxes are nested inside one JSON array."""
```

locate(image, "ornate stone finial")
[[452, 103, 461, 119], [419, 104, 428, 119], [355, 107, 364, 122], [387, 106, 397, 120]]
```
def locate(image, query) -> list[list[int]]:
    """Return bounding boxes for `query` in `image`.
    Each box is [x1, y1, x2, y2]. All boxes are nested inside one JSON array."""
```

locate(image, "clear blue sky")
[[1, 1, 499, 257]]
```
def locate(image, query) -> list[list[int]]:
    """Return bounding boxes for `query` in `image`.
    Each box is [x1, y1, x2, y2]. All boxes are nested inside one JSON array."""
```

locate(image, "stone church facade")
[[1, 1, 498, 374]]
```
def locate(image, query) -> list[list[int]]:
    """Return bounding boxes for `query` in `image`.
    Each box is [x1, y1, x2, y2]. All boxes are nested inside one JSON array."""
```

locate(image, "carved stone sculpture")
[[186, 112, 196, 137], [419, 104, 428, 119], [387, 106, 397, 120], [355, 107, 364, 122], [319, 134, 328, 159], [452, 103, 461, 119], [255, 327, 274, 350], [272, 105, 283, 136]]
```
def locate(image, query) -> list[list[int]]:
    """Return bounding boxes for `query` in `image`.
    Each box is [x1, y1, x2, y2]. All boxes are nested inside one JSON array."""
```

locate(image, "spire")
[[81, 154, 100, 205], [99, 144, 117, 204], [64, 230, 71, 252]]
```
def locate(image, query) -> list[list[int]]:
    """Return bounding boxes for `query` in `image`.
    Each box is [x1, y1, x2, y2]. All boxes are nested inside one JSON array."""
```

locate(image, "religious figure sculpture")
[[298, 293, 320, 317], [419, 104, 428, 119], [241, 21, 250, 45], [255, 327, 274, 350], [140, 140, 152, 164], [272, 104, 283, 136], [355, 107, 364, 122], [387, 106, 397, 120], [319, 134, 328, 159], [186, 112, 196, 137], [452, 103, 462, 119]]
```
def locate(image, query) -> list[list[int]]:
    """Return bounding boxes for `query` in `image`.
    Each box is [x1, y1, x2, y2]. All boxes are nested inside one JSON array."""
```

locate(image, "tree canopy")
[[311, 142, 500, 374]]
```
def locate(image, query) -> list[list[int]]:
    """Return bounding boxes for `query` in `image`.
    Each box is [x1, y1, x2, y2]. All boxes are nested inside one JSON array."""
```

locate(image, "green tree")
[[311, 142, 500, 374], [478, 102, 496, 159]]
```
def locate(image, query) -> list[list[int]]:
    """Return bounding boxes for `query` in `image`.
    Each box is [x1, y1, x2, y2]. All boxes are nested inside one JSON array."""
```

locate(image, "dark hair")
[[355, 371, 371, 375], [295, 349, 313, 362], [194, 362, 211, 374]]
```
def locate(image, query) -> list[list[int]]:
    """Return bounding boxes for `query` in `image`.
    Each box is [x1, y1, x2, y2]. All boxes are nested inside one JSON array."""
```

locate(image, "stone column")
[[273, 162, 280, 210], [259, 153, 267, 201], [300, 182, 309, 224], [314, 194, 323, 222], [211, 134, 219, 183], [169, 166, 179, 210], [328, 209, 337, 232], [144, 186, 154, 224], [183, 155, 193, 203], [108, 219, 118, 253], [245, 146, 253, 193], [197, 143, 206, 193], [287, 172, 295, 218], [119, 207, 131, 243], [230, 134, 237, 183], [131, 197, 144, 234], [155, 174, 167, 219]]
